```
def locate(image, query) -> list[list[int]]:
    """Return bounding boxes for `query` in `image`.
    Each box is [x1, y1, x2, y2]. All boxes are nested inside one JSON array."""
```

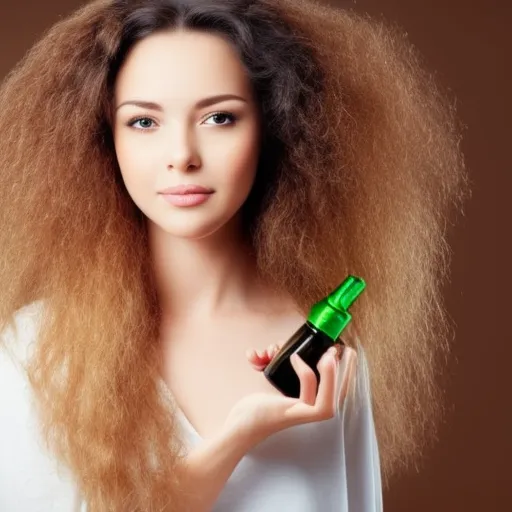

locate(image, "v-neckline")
[[158, 378, 203, 441], [176, 401, 203, 441], [157, 348, 348, 444]]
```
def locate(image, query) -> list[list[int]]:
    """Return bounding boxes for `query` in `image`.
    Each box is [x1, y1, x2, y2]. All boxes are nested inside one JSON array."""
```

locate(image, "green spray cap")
[[307, 275, 366, 341]]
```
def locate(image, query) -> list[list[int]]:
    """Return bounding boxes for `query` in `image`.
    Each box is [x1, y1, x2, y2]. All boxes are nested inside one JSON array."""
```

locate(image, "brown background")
[[1, 0, 509, 510]]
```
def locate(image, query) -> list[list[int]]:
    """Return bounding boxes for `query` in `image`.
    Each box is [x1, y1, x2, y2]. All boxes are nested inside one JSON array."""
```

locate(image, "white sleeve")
[[0, 302, 85, 512], [336, 341, 383, 511]]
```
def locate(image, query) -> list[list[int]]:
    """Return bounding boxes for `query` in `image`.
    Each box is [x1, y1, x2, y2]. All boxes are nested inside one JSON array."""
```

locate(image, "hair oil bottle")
[[264, 275, 365, 398]]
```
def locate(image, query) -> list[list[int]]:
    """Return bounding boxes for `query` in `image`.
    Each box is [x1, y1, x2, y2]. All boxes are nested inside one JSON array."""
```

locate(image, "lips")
[[159, 184, 214, 195]]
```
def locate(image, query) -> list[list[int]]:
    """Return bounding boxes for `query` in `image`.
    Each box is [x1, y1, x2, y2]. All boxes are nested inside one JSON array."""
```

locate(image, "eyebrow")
[[115, 94, 248, 112]]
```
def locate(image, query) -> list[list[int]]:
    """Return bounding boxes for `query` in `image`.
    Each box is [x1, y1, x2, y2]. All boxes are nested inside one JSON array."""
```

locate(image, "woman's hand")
[[178, 343, 356, 512], [222, 344, 356, 451]]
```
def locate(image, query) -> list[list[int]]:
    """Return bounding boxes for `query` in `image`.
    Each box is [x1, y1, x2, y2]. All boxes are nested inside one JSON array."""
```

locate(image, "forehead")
[[114, 30, 253, 104]]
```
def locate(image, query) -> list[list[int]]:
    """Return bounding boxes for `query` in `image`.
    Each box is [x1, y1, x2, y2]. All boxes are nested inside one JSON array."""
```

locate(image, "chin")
[[152, 217, 229, 240], [147, 203, 244, 241]]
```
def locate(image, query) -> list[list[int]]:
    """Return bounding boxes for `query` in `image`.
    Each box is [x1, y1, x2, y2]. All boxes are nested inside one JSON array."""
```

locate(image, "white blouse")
[[0, 301, 382, 511]]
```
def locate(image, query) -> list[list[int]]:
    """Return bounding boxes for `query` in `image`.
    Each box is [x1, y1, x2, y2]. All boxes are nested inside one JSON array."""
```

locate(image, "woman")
[[0, 0, 467, 510]]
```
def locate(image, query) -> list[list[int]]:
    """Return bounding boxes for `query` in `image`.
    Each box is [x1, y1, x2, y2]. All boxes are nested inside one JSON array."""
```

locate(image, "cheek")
[[114, 139, 157, 216], [115, 138, 153, 190], [219, 130, 260, 192]]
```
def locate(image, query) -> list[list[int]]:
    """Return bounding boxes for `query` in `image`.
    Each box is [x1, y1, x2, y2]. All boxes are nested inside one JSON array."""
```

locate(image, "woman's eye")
[[203, 112, 236, 126], [128, 117, 155, 130], [126, 113, 236, 130]]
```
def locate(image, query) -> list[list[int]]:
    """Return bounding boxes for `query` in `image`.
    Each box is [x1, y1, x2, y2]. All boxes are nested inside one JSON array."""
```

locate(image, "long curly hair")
[[0, 0, 468, 509]]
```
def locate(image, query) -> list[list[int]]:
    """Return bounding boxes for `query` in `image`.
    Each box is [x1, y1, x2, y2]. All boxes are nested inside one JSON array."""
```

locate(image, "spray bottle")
[[263, 275, 365, 398]]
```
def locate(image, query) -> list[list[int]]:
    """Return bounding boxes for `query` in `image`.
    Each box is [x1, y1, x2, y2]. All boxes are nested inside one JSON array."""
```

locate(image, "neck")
[[149, 215, 265, 322]]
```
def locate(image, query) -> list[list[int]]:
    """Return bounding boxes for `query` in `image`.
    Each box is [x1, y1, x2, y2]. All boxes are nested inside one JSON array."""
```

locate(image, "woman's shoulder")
[[0, 300, 83, 510], [349, 338, 374, 407], [0, 300, 44, 445], [1, 300, 45, 366], [0, 299, 45, 424], [340, 337, 383, 510]]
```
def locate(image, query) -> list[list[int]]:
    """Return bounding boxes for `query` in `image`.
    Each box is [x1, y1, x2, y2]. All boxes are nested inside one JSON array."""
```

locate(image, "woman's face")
[[113, 29, 261, 239]]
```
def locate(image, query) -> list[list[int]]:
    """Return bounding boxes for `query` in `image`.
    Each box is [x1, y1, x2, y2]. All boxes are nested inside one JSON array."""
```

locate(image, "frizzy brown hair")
[[0, 0, 468, 509]]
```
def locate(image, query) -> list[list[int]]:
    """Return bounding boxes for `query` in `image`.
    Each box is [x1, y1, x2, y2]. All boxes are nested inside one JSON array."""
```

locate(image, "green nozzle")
[[307, 275, 366, 341]]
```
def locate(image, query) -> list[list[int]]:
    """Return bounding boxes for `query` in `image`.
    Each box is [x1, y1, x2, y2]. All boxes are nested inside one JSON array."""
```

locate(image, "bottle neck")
[[307, 300, 351, 341]]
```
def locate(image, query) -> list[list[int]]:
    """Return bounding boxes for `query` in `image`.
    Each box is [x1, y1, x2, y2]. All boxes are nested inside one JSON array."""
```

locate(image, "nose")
[[165, 125, 201, 172]]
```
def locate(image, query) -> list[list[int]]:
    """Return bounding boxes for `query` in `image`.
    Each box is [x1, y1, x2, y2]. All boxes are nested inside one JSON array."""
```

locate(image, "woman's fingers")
[[313, 347, 338, 419], [269, 344, 279, 358], [248, 342, 352, 423], [289, 346, 338, 413], [246, 348, 266, 370], [247, 344, 281, 371], [289, 353, 317, 405], [287, 347, 339, 423]]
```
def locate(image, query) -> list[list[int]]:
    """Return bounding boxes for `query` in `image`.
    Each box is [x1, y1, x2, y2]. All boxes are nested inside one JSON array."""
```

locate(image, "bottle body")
[[263, 321, 337, 398]]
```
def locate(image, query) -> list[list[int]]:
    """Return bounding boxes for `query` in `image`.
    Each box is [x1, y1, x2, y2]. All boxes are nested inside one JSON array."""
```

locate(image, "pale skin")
[[114, 29, 356, 511]]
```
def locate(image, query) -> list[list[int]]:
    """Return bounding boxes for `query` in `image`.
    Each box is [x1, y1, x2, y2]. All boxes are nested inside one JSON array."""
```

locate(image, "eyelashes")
[[203, 111, 237, 126], [126, 111, 238, 131], [127, 117, 155, 130]]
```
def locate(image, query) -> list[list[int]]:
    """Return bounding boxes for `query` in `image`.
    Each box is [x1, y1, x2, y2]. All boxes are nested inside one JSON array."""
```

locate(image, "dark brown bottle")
[[263, 275, 365, 398]]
